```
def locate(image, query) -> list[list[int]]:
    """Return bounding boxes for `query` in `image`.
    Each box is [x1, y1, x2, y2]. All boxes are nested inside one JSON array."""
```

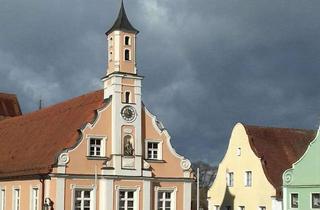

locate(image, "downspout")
[[40, 176, 45, 210]]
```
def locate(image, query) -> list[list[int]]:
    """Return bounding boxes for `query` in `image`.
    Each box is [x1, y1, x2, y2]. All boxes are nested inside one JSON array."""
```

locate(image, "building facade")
[[283, 128, 320, 210], [0, 2, 193, 210], [207, 123, 315, 210]]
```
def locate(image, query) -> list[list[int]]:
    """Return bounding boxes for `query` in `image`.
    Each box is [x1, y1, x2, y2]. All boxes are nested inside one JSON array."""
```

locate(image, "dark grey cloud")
[[1, 0, 320, 165]]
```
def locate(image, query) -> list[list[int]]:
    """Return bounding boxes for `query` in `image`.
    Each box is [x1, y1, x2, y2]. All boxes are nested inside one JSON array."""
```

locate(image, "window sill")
[[146, 159, 166, 163], [86, 156, 108, 160]]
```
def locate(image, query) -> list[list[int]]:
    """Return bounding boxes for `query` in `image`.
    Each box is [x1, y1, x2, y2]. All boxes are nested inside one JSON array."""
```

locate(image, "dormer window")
[[125, 36, 131, 45], [124, 49, 130, 61]]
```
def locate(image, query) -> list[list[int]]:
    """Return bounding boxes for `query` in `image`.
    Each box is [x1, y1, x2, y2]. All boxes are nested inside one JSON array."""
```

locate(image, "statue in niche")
[[124, 135, 134, 156]]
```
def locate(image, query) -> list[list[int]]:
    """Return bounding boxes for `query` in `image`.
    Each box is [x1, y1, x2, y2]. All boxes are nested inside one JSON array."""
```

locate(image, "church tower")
[[102, 0, 144, 176]]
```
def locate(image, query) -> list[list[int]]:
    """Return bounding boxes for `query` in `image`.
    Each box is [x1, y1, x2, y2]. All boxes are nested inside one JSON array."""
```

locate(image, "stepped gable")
[[0, 90, 105, 179]]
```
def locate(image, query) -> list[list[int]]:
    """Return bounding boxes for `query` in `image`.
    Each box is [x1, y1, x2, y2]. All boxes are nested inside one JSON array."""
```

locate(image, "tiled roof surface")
[[244, 124, 316, 199], [0, 90, 105, 178], [0, 92, 22, 120]]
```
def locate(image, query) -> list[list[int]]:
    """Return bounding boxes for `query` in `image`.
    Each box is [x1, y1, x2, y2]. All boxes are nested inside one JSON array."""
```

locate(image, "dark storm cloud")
[[1, 0, 320, 165]]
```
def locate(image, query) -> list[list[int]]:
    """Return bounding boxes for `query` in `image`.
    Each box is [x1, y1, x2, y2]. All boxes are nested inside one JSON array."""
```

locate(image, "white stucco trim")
[[70, 184, 96, 210], [56, 177, 65, 210], [183, 182, 192, 210], [154, 186, 177, 210], [143, 106, 192, 173], [143, 180, 151, 210], [115, 185, 141, 210], [0, 186, 6, 210], [145, 139, 163, 160], [29, 185, 40, 210], [86, 135, 107, 157], [12, 186, 21, 210]]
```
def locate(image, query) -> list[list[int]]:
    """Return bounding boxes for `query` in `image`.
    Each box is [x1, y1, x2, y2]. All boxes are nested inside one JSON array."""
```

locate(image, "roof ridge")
[[243, 123, 314, 132]]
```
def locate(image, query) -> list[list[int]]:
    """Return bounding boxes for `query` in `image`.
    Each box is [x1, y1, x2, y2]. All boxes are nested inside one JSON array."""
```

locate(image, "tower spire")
[[106, 0, 139, 35]]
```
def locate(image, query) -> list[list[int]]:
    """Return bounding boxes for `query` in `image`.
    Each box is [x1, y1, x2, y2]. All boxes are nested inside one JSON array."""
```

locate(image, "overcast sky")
[[1, 0, 320, 165]]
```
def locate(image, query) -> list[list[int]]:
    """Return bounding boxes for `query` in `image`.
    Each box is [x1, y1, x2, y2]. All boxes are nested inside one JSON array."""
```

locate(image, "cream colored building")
[[207, 123, 314, 210], [0, 2, 193, 210]]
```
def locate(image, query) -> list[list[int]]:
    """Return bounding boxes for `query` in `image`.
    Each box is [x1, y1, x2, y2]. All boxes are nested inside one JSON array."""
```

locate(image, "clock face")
[[121, 105, 136, 122]]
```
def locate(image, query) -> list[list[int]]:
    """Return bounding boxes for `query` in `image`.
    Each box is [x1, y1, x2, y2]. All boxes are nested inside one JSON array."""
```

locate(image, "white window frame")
[[124, 35, 131, 46], [87, 135, 107, 157], [12, 187, 20, 210], [290, 192, 299, 209], [29, 186, 40, 210], [244, 171, 252, 187], [226, 172, 234, 187], [145, 139, 163, 160], [0, 187, 5, 210], [154, 187, 177, 210], [70, 185, 95, 210], [311, 192, 320, 209], [115, 185, 140, 210]]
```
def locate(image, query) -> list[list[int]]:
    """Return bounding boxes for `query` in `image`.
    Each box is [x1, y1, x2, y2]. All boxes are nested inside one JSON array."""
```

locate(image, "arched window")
[[125, 91, 130, 103], [123, 135, 134, 156], [125, 49, 130, 61], [125, 36, 130, 45]]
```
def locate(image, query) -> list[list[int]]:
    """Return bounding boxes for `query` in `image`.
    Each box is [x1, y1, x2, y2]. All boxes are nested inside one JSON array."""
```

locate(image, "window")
[[0, 189, 5, 210], [13, 189, 20, 210], [31, 188, 39, 210], [238, 206, 245, 210], [214, 205, 220, 210], [89, 138, 102, 156], [125, 36, 130, 45], [312, 193, 320, 208], [125, 92, 131, 103], [109, 52, 113, 61], [74, 189, 92, 210], [245, 171, 252, 187], [158, 191, 172, 210], [125, 49, 130, 61], [236, 147, 241, 156], [147, 142, 159, 159], [291, 193, 298, 208], [119, 190, 134, 210], [258, 206, 266, 210], [227, 172, 234, 187]]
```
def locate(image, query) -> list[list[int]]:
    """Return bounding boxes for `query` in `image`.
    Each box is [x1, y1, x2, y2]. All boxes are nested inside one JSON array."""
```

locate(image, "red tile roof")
[[0, 92, 22, 120], [244, 124, 316, 199], [0, 90, 105, 179]]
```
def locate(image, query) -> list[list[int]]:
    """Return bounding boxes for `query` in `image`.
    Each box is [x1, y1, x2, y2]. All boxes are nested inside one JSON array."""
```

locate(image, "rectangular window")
[[0, 189, 5, 210], [158, 191, 172, 210], [227, 172, 234, 187], [291, 193, 298, 208], [312, 193, 320, 208], [245, 171, 252, 187], [119, 190, 134, 210], [89, 138, 102, 156], [147, 142, 159, 159], [13, 189, 20, 210], [74, 189, 91, 210], [31, 188, 39, 210]]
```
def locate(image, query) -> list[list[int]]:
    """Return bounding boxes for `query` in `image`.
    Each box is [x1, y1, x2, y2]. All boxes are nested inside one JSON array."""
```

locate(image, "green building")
[[283, 128, 319, 210]]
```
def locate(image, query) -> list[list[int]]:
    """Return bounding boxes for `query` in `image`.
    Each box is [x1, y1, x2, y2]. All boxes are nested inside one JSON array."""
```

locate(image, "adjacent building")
[[0, 92, 21, 120], [283, 127, 320, 210], [207, 123, 315, 210], [0, 2, 193, 210]]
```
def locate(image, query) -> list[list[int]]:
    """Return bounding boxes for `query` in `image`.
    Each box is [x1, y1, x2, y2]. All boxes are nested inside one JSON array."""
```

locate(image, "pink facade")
[[0, 2, 193, 210]]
